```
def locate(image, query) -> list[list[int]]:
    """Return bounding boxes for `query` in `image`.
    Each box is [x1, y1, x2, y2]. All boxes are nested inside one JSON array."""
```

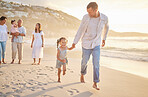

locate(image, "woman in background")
[[31, 23, 44, 65]]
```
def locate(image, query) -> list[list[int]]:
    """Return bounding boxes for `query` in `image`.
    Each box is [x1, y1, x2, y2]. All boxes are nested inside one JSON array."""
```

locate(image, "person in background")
[[0, 16, 9, 65], [10, 20, 19, 42], [31, 23, 44, 65], [10, 19, 26, 64]]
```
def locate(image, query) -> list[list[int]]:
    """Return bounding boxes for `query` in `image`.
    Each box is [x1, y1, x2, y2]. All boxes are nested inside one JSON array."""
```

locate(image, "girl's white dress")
[[32, 31, 44, 58]]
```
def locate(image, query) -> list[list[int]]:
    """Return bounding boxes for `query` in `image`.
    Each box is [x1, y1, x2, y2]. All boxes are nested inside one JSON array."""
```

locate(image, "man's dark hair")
[[11, 20, 15, 24], [0, 16, 7, 21], [87, 2, 98, 10]]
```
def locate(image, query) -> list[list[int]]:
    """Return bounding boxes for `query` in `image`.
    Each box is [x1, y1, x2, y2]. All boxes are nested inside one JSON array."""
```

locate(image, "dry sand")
[[0, 39, 148, 97]]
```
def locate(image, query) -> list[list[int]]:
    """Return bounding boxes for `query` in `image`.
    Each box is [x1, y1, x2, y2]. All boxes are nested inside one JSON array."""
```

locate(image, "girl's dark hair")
[[35, 23, 42, 33], [11, 20, 15, 24], [0, 16, 7, 21], [57, 37, 67, 48], [87, 2, 98, 10]]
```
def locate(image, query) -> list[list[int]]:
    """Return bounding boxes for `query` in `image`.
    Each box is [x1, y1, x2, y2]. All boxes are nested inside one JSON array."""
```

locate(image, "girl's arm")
[[31, 35, 34, 48], [41, 35, 44, 47], [57, 49, 64, 62]]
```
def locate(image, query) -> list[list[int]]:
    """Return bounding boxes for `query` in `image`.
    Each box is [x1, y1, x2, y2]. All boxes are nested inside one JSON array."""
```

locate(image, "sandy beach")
[[0, 39, 148, 97]]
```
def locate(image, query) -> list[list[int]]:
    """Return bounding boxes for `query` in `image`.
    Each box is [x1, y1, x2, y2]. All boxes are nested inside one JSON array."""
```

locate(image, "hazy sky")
[[3, 0, 148, 33]]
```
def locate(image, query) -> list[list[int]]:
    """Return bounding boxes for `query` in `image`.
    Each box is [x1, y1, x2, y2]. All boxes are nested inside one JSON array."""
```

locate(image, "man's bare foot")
[[80, 75, 85, 83], [0, 61, 1, 65], [32, 63, 36, 65], [11, 60, 14, 64], [63, 70, 66, 75], [37, 63, 40, 65], [93, 83, 100, 90], [58, 78, 61, 82]]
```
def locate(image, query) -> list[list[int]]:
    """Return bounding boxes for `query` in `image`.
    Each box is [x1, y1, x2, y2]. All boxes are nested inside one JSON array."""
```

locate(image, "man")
[[10, 19, 26, 64], [72, 2, 109, 90]]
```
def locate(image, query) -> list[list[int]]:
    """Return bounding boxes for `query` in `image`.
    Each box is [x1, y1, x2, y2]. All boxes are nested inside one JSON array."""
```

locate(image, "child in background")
[[56, 37, 73, 82], [10, 20, 19, 42]]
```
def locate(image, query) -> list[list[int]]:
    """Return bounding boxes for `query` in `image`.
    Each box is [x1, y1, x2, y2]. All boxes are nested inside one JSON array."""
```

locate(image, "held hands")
[[102, 40, 105, 47], [72, 43, 76, 48]]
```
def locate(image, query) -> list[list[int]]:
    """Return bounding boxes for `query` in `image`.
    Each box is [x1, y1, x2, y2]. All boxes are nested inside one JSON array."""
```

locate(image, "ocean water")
[[25, 37, 148, 62]]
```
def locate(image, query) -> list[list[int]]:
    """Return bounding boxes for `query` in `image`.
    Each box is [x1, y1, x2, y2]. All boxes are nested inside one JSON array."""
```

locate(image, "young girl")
[[10, 20, 19, 42], [56, 37, 73, 82], [31, 23, 44, 65]]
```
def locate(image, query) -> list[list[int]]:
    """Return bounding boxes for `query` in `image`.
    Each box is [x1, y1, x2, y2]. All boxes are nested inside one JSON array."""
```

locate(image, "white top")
[[12, 26, 26, 43], [82, 17, 100, 49], [0, 24, 8, 41], [32, 31, 44, 58], [73, 13, 109, 49]]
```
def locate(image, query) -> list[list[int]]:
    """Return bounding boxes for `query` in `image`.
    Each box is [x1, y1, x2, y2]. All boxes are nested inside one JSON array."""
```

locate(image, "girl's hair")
[[11, 20, 15, 24], [35, 23, 42, 33], [0, 16, 7, 21], [57, 37, 67, 48]]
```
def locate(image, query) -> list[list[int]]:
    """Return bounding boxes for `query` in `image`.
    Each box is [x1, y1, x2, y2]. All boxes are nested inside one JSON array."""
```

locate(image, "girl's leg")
[[38, 58, 41, 65], [32, 58, 36, 65], [58, 68, 61, 82], [63, 65, 66, 75]]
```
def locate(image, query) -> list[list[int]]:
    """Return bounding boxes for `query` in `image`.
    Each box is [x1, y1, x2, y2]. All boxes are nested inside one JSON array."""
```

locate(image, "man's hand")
[[31, 44, 33, 48], [102, 40, 105, 47], [72, 43, 76, 48], [15, 32, 19, 36]]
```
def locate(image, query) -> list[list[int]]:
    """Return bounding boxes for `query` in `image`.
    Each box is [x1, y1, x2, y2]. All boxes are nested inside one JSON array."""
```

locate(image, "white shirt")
[[73, 13, 109, 49], [82, 17, 100, 49], [12, 26, 26, 43], [0, 24, 8, 41]]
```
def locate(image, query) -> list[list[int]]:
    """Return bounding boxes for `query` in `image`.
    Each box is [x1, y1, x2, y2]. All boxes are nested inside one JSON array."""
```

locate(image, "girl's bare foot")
[[58, 78, 61, 82], [63, 70, 66, 75], [93, 83, 100, 90], [18, 60, 21, 64], [32, 63, 36, 65], [80, 75, 85, 83], [0, 61, 1, 65]]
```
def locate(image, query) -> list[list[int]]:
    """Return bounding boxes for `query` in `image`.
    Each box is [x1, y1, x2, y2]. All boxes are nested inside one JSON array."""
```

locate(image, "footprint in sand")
[[67, 90, 74, 95], [67, 88, 80, 96], [0, 71, 3, 76], [6, 92, 14, 95], [57, 86, 63, 89], [71, 88, 80, 93], [67, 68, 74, 73], [42, 95, 54, 97]]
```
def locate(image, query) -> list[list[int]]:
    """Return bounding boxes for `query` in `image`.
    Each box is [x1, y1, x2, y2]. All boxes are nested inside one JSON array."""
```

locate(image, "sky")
[[3, 0, 148, 33]]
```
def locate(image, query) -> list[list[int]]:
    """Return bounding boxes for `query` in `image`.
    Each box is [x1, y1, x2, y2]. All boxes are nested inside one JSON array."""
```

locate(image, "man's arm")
[[72, 15, 86, 47], [102, 17, 109, 47], [19, 27, 26, 36]]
